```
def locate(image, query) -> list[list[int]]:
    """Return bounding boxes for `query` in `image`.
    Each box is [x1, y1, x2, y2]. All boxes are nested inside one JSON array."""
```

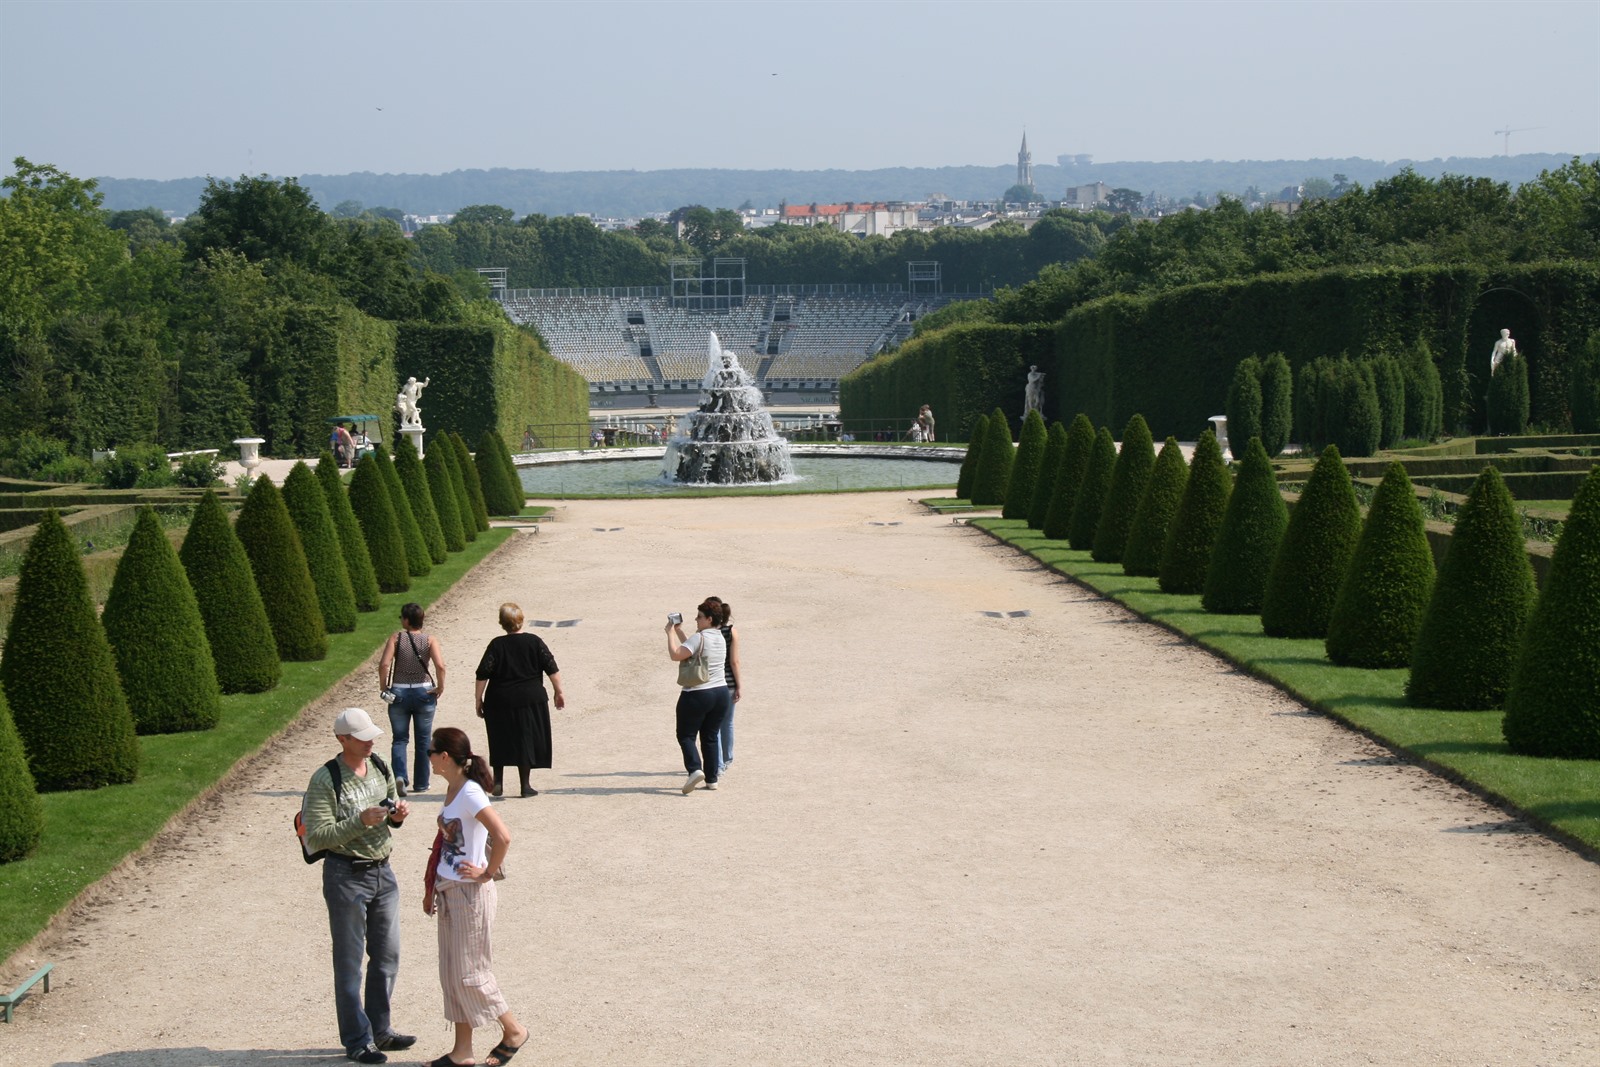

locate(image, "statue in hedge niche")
[[1024, 365, 1045, 416], [396, 375, 430, 428], [1490, 329, 1518, 375]]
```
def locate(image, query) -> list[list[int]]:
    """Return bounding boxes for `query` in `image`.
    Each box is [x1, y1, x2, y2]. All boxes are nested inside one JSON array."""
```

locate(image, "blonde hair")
[[498, 602, 524, 632]]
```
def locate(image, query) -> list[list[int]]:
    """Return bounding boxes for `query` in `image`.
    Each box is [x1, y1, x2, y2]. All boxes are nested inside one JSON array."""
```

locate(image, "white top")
[[436, 780, 491, 882], [682, 628, 727, 691]]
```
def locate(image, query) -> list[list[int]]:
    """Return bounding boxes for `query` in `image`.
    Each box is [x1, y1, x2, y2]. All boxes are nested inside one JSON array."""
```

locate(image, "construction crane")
[[1494, 125, 1545, 156]]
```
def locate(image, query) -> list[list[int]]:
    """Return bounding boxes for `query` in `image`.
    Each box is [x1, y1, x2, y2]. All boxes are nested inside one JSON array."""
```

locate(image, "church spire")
[[1017, 130, 1034, 191]]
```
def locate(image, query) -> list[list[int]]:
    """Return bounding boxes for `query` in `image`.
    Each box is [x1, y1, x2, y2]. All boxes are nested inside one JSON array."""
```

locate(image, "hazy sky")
[[3, 0, 1596, 181]]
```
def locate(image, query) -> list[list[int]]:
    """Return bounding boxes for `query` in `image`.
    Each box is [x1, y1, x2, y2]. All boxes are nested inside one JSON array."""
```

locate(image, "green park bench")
[[0, 963, 53, 1022]]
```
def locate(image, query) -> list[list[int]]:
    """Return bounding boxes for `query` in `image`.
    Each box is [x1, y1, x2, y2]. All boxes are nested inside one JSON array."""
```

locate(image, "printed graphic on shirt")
[[439, 815, 467, 874]]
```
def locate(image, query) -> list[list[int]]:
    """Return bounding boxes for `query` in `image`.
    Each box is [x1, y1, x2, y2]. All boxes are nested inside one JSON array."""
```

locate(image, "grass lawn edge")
[[967, 516, 1600, 865]]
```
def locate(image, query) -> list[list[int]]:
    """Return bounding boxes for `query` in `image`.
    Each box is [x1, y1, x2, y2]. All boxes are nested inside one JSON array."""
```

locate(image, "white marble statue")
[[1490, 328, 1518, 374], [396, 375, 430, 428], [1024, 365, 1045, 415]]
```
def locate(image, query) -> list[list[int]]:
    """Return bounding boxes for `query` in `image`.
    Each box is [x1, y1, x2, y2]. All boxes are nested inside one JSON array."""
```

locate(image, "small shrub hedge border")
[[0, 529, 512, 961], [967, 517, 1600, 858]]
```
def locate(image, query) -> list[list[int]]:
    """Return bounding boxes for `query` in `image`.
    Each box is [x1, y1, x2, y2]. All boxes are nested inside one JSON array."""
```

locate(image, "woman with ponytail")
[[423, 726, 528, 1066]]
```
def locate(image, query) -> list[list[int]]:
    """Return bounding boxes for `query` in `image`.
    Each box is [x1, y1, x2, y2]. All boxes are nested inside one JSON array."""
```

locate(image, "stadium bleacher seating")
[[500, 289, 960, 388]]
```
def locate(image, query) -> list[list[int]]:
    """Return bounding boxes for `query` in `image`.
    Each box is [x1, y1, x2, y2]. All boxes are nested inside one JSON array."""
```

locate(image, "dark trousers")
[[322, 855, 400, 1054], [676, 685, 731, 784]]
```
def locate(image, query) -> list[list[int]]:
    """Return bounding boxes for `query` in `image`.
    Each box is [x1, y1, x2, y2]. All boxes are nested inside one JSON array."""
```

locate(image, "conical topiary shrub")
[[315, 451, 382, 610], [0, 511, 139, 790], [956, 414, 988, 501], [1203, 437, 1289, 614], [102, 506, 222, 733], [1403, 338, 1445, 443], [179, 491, 281, 693], [449, 432, 490, 531], [1225, 356, 1263, 450], [1501, 466, 1600, 757], [0, 689, 43, 861], [1260, 353, 1293, 458], [373, 443, 432, 578], [348, 453, 410, 594], [394, 438, 447, 564], [1124, 437, 1189, 578], [1028, 421, 1069, 530], [235, 476, 329, 662], [970, 409, 1014, 507], [1068, 427, 1117, 551], [1159, 430, 1231, 595], [435, 433, 478, 542], [1407, 467, 1537, 709], [426, 445, 467, 552], [1003, 410, 1049, 520], [1374, 355, 1406, 449], [491, 429, 525, 514], [1261, 445, 1362, 638], [476, 431, 520, 516], [1325, 462, 1436, 668], [283, 462, 358, 633], [1093, 414, 1156, 563], [1042, 414, 1095, 541]]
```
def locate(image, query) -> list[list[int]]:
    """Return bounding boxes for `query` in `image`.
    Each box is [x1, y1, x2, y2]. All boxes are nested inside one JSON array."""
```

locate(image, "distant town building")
[[779, 202, 921, 238], [1062, 182, 1110, 209], [1017, 131, 1034, 190]]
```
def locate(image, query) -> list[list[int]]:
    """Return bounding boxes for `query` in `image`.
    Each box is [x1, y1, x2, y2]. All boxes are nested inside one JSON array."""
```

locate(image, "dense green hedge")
[[1068, 427, 1116, 551], [1407, 467, 1537, 710], [1225, 357, 1263, 450], [839, 321, 1054, 439], [449, 432, 491, 530], [1260, 353, 1293, 457], [394, 439, 447, 564], [1326, 462, 1436, 668], [1502, 466, 1600, 757], [179, 491, 281, 693], [1487, 353, 1531, 435], [372, 443, 432, 577], [435, 433, 479, 541], [394, 310, 588, 449], [315, 450, 382, 611], [425, 446, 467, 552], [348, 453, 409, 593], [102, 507, 221, 734], [1052, 263, 1600, 440], [955, 414, 987, 501], [0, 511, 139, 791]]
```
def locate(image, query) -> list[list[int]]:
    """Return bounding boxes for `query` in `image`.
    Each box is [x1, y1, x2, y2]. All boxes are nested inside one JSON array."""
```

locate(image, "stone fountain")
[[663, 333, 795, 485]]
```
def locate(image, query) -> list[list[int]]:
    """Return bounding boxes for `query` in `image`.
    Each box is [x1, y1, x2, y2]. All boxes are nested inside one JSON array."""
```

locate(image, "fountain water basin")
[[662, 333, 795, 485]]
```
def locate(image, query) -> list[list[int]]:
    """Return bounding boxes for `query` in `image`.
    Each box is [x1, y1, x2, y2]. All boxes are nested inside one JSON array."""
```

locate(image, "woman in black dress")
[[474, 602, 565, 798]]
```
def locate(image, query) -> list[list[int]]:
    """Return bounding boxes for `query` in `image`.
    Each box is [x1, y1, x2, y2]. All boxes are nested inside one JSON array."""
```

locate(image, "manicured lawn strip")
[[0, 529, 512, 963], [972, 517, 1600, 855]]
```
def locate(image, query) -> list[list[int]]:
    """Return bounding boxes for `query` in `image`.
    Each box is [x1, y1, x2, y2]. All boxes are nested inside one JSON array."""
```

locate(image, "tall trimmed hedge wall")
[[839, 321, 1055, 439], [1052, 263, 1600, 439], [394, 313, 588, 449]]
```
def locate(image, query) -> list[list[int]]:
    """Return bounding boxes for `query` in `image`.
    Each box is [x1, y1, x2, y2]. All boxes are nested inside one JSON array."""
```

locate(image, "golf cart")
[[326, 414, 382, 467]]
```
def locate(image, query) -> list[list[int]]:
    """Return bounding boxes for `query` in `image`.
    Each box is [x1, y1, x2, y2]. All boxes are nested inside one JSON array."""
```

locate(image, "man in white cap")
[[301, 708, 415, 1064]]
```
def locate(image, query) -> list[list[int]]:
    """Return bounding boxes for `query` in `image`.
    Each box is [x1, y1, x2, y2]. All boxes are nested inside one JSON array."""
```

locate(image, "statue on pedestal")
[[1024, 365, 1045, 415], [396, 376, 430, 429], [1490, 329, 1518, 374]]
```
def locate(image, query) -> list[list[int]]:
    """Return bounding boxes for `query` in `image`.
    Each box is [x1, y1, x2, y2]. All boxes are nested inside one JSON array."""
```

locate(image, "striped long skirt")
[[436, 877, 510, 1026]]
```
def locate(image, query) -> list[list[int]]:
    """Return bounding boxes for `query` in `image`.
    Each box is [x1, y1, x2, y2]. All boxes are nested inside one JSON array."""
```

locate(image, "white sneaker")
[[682, 770, 705, 794], [705, 780, 719, 790]]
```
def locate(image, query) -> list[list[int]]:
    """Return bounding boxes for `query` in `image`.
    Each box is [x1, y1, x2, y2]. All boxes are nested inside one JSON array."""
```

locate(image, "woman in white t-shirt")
[[665, 598, 731, 795], [423, 727, 528, 1067]]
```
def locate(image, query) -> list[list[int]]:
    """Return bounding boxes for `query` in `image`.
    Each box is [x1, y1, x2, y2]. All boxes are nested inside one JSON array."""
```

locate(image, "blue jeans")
[[676, 685, 731, 784], [387, 688, 435, 789], [718, 695, 737, 771], [322, 855, 401, 1054]]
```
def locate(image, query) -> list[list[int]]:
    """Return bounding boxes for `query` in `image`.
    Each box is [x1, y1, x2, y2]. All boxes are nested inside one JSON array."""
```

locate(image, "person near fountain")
[[666, 600, 731, 793], [703, 596, 743, 778], [474, 603, 565, 798], [918, 405, 936, 443]]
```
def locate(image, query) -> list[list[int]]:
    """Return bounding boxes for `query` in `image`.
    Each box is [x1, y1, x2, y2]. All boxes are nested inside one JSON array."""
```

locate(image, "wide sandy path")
[[5, 492, 1598, 1066]]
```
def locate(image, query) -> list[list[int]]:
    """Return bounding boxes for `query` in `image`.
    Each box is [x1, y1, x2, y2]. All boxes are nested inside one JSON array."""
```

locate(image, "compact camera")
[[667, 612, 683, 625]]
